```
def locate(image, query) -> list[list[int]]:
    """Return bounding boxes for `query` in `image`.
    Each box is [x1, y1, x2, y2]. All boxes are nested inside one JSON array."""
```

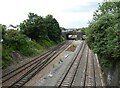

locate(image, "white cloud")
[[0, 0, 104, 28]]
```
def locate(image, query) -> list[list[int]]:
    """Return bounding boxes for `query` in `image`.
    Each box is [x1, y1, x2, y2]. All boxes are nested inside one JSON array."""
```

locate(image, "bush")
[[39, 38, 56, 48], [2, 29, 46, 68], [2, 28, 58, 68], [86, 2, 120, 68], [2, 44, 13, 68]]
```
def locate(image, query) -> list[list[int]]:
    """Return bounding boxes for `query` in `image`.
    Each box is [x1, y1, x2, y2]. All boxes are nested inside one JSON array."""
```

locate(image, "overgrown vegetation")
[[85, 2, 120, 68], [1, 13, 62, 68]]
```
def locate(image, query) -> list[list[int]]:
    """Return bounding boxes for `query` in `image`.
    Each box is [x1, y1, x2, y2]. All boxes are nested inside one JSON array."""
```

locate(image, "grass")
[[2, 39, 57, 69]]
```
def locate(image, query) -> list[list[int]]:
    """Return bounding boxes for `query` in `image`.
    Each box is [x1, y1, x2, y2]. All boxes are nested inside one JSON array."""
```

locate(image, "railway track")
[[56, 40, 104, 87], [72, 44, 98, 87], [2, 40, 72, 87], [56, 41, 86, 87]]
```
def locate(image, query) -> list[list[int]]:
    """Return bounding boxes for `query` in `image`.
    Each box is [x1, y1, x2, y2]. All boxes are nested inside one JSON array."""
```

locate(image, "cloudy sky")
[[0, 0, 104, 28]]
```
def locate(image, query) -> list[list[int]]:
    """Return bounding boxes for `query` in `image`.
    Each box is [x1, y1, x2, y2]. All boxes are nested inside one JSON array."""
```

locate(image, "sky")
[[0, 0, 104, 28]]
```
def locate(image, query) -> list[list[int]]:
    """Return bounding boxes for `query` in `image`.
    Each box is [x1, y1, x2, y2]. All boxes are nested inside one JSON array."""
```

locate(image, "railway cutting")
[[2, 40, 104, 87]]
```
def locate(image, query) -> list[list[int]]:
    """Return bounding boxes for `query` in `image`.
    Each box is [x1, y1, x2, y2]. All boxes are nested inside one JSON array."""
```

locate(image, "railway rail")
[[2, 40, 72, 87], [56, 41, 85, 87], [56, 40, 104, 87]]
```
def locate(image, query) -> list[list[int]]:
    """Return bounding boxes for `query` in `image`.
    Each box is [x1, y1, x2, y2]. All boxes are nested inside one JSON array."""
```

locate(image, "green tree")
[[86, 2, 120, 67], [20, 13, 47, 41], [44, 15, 61, 42]]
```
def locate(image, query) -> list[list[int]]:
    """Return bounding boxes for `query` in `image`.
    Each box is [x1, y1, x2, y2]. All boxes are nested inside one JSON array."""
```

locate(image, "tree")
[[86, 1, 120, 67], [20, 13, 47, 41], [44, 15, 61, 42]]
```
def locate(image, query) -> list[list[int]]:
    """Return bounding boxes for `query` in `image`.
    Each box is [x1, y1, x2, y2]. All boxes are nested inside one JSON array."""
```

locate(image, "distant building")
[[7, 25, 20, 30], [62, 28, 77, 32]]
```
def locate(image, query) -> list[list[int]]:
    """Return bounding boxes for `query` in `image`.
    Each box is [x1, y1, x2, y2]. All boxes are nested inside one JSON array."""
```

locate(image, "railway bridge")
[[62, 31, 84, 40]]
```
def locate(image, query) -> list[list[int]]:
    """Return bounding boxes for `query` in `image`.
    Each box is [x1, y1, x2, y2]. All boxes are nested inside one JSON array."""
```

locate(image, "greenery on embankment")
[[84, 1, 120, 85], [1, 13, 62, 68], [85, 1, 120, 68]]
